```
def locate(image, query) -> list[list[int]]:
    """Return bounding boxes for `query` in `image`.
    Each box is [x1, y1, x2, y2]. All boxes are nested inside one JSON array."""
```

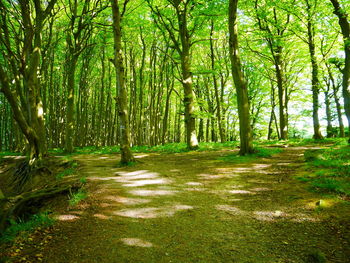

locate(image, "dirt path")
[[19, 147, 350, 262]]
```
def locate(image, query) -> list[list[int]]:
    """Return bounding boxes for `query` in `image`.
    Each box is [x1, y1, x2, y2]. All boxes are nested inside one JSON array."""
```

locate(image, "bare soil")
[[2, 146, 350, 263]]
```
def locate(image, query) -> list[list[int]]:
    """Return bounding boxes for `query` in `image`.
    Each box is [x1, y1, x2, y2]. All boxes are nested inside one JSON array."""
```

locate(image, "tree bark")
[[228, 0, 254, 155], [306, 0, 323, 139], [210, 20, 226, 143], [111, 0, 135, 164], [330, 0, 350, 142]]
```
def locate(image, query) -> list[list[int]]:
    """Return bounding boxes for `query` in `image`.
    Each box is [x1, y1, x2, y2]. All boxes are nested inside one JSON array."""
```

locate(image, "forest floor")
[[2, 145, 350, 263]]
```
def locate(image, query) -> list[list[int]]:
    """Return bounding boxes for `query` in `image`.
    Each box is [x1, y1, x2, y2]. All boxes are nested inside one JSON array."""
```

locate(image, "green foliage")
[[301, 146, 350, 196], [69, 189, 87, 206], [56, 168, 76, 180], [0, 212, 54, 243], [79, 176, 87, 184], [220, 147, 282, 163]]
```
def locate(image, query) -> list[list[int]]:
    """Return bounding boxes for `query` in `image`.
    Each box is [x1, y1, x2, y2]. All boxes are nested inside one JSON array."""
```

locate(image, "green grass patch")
[[0, 212, 54, 243], [69, 189, 87, 206], [300, 146, 350, 196], [220, 147, 283, 163], [56, 167, 76, 179], [49, 142, 241, 155]]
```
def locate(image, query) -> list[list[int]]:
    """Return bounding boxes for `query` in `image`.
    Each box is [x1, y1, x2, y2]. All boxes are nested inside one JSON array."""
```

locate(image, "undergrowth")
[[299, 146, 350, 196], [220, 147, 283, 163], [2, 138, 346, 157], [0, 212, 54, 243], [69, 189, 87, 206]]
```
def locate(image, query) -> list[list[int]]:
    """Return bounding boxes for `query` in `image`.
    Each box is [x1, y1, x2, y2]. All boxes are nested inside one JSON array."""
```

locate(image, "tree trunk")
[[306, 0, 323, 140], [228, 0, 254, 155], [110, 0, 134, 164], [210, 20, 226, 143], [330, 0, 350, 142], [64, 56, 78, 153]]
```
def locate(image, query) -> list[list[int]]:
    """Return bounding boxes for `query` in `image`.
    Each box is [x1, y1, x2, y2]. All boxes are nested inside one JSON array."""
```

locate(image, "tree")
[[110, 0, 135, 164], [329, 0, 350, 142], [254, 0, 292, 140], [228, 0, 254, 155], [305, 0, 323, 139], [147, 0, 199, 150], [0, 0, 57, 162]]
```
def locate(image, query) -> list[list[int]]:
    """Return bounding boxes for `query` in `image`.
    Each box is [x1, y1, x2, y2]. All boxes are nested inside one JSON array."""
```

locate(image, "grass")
[[2, 138, 346, 157], [0, 212, 54, 243], [299, 146, 350, 196], [56, 167, 76, 179], [220, 147, 283, 163], [69, 189, 87, 206]]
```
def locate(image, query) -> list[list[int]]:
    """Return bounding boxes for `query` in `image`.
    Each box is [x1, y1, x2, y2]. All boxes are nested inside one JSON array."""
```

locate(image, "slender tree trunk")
[[306, 0, 323, 139], [228, 0, 254, 155], [210, 20, 225, 143], [330, 0, 350, 142], [324, 87, 334, 137], [64, 56, 78, 153], [111, 0, 134, 164], [325, 61, 345, 137]]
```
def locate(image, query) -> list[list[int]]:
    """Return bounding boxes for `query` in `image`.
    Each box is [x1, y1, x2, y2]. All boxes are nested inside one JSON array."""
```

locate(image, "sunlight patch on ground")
[[253, 211, 285, 221], [289, 213, 318, 222], [197, 173, 232, 180], [128, 189, 178, 196], [253, 210, 317, 222], [120, 238, 153, 248], [185, 182, 203, 186], [216, 205, 245, 215], [94, 213, 110, 220], [56, 214, 79, 221], [123, 178, 171, 187], [228, 190, 253, 194], [114, 205, 193, 219], [252, 164, 271, 169], [104, 195, 151, 205], [276, 162, 291, 166], [134, 154, 149, 159]]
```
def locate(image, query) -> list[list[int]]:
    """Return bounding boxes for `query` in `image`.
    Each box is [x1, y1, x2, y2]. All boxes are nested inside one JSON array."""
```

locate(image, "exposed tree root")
[[0, 178, 82, 232]]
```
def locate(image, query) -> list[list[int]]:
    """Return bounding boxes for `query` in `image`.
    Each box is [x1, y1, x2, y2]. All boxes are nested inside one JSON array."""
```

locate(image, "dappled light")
[[134, 154, 149, 159], [128, 189, 178, 196], [216, 205, 245, 215], [103, 195, 151, 205], [185, 182, 203, 186], [197, 173, 234, 180], [93, 214, 110, 220], [56, 214, 80, 221], [120, 238, 153, 248], [114, 204, 193, 219], [123, 178, 171, 187], [228, 190, 254, 194]]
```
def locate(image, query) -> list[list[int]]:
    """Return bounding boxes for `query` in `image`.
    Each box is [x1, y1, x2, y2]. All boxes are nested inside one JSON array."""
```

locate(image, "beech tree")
[[147, 0, 200, 150], [110, 0, 135, 164], [0, 0, 57, 162], [329, 0, 350, 143], [228, 0, 254, 155]]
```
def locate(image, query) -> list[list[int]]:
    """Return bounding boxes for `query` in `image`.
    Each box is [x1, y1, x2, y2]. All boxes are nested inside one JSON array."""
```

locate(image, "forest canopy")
[[0, 0, 349, 160]]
